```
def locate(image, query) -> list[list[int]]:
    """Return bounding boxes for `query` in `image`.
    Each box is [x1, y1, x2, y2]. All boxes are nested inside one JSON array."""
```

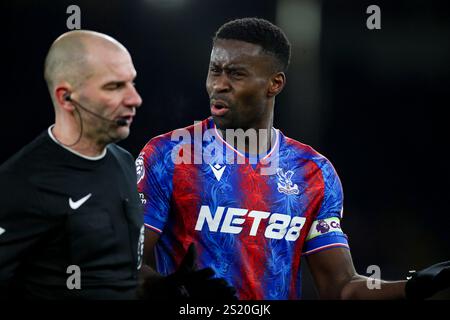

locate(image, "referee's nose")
[[124, 83, 143, 109]]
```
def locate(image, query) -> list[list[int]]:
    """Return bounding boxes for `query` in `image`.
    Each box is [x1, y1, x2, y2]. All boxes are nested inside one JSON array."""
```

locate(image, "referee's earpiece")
[[63, 92, 72, 102], [60, 92, 127, 127]]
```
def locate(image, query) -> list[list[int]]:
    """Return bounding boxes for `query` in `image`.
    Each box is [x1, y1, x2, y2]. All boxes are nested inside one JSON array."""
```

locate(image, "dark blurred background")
[[0, 0, 448, 299]]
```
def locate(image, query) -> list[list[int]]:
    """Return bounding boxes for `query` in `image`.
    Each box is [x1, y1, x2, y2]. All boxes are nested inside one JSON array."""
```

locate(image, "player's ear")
[[267, 72, 286, 98]]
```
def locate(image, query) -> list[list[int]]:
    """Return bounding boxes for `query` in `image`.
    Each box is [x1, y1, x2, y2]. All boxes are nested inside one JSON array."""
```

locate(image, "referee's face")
[[74, 47, 142, 144], [206, 39, 275, 131]]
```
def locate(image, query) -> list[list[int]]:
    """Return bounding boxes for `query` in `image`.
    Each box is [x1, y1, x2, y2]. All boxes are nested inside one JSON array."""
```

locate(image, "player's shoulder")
[[280, 131, 338, 173], [281, 132, 325, 161]]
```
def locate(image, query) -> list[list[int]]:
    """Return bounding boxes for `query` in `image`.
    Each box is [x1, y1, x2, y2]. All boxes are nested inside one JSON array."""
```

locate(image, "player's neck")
[[218, 117, 274, 156]]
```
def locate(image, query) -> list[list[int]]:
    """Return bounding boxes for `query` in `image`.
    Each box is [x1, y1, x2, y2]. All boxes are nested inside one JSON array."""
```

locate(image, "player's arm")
[[137, 228, 237, 300], [303, 156, 448, 300], [307, 158, 450, 299], [138, 228, 161, 283], [135, 145, 237, 300], [306, 247, 406, 299], [135, 144, 170, 285], [307, 245, 450, 300]]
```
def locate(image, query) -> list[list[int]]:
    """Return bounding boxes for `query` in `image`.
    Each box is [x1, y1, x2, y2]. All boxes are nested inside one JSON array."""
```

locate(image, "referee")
[[0, 30, 144, 299]]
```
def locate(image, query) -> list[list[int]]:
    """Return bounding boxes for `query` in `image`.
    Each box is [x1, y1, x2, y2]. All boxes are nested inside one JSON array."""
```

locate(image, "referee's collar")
[[47, 125, 107, 161]]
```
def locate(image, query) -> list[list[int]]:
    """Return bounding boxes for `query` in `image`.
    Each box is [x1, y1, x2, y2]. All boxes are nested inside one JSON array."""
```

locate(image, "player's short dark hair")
[[213, 17, 291, 72]]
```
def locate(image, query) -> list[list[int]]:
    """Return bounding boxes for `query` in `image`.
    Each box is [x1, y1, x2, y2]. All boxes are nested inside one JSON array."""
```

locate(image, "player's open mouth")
[[210, 100, 229, 117]]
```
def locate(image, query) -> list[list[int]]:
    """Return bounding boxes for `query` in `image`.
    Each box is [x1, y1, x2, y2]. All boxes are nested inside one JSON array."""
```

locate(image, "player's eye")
[[209, 66, 221, 74], [230, 70, 246, 79]]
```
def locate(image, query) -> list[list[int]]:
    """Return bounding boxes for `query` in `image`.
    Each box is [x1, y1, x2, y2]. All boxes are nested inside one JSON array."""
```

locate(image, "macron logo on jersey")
[[210, 164, 226, 181], [195, 205, 306, 241]]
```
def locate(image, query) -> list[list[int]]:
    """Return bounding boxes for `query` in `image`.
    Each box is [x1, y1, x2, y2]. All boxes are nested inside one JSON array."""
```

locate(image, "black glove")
[[405, 260, 450, 300], [183, 273, 238, 301], [138, 243, 237, 301]]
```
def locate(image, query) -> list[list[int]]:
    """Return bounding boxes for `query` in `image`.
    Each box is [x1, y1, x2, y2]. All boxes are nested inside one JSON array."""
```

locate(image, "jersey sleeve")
[[302, 158, 349, 256], [136, 139, 173, 234], [0, 174, 59, 297]]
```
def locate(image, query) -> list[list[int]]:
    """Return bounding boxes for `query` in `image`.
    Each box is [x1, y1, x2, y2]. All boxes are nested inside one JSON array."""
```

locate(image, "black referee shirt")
[[0, 127, 144, 299]]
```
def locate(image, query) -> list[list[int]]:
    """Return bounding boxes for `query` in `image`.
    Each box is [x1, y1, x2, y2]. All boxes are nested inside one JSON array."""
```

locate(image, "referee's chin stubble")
[[89, 120, 129, 145], [105, 124, 130, 143], [116, 124, 130, 140]]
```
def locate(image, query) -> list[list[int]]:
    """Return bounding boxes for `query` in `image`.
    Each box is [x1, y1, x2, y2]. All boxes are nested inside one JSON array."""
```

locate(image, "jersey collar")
[[209, 118, 280, 163], [47, 125, 107, 161]]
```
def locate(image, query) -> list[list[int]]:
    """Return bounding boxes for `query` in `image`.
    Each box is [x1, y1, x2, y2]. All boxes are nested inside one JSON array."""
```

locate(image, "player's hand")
[[184, 276, 238, 301], [405, 260, 450, 300], [137, 242, 213, 299], [172, 243, 238, 301], [138, 243, 237, 300]]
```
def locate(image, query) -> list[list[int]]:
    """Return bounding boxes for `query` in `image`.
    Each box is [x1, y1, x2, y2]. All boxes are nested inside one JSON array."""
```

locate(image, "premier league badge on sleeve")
[[135, 153, 145, 184]]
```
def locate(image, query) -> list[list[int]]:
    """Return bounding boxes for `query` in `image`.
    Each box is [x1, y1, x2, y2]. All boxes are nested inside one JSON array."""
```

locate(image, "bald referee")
[[0, 30, 144, 299]]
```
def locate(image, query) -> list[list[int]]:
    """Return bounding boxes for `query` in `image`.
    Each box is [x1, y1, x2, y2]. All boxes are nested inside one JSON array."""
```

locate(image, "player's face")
[[206, 39, 274, 130], [76, 47, 142, 144]]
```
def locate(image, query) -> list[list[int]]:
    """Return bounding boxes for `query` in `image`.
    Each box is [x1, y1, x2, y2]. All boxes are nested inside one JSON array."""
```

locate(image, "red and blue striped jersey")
[[137, 118, 349, 299]]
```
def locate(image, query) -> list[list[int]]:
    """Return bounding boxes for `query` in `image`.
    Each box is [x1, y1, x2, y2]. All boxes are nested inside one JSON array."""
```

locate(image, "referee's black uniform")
[[0, 127, 144, 299]]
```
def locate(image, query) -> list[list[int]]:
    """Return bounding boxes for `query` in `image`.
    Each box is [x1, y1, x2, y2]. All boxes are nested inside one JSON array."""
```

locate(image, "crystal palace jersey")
[[137, 118, 349, 300]]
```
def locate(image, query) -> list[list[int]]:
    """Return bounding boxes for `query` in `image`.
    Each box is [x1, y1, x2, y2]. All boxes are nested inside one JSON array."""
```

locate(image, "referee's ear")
[[55, 85, 75, 112], [267, 72, 286, 98]]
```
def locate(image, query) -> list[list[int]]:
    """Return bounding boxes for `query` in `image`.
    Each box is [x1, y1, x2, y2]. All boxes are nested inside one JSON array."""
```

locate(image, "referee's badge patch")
[[136, 153, 145, 184]]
